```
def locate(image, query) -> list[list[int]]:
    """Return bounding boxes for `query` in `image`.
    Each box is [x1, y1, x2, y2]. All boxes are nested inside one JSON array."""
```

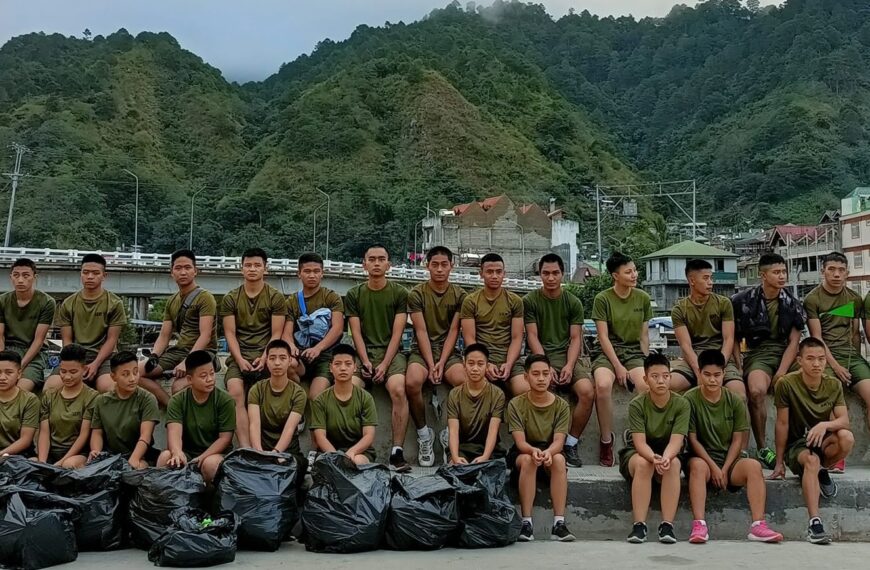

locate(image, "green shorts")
[[51, 352, 112, 380], [685, 453, 753, 492], [158, 346, 191, 371], [6, 345, 46, 386], [828, 348, 870, 388], [786, 438, 814, 477], [224, 350, 269, 386], [407, 346, 463, 373], [592, 346, 646, 374], [355, 349, 407, 380], [455, 443, 505, 462], [301, 352, 333, 382], [671, 358, 743, 386], [46, 447, 87, 465], [742, 341, 789, 379], [336, 447, 377, 463], [546, 350, 592, 385], [487, 354, 526, 380]]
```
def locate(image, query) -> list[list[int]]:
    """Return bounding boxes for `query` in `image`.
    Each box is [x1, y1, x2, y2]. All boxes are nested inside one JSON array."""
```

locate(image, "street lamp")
[[316, 188, 330, 260], [189, 186, 207, 250], [313, 201, 327, 253], [122, 169, 139, 252]]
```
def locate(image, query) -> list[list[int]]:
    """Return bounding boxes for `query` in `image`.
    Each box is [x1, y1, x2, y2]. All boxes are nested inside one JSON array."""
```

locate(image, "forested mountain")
[[0, 0, 868, 259]]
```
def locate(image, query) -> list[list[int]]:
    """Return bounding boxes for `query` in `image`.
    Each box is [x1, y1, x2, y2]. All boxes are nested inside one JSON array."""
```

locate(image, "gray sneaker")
[[417, 427, 435, 467], [439, 428, 450, 465]]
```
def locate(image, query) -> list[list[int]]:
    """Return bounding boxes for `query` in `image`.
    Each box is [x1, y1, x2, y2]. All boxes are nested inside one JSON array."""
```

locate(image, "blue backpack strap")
[[296, 290, 308, 317]]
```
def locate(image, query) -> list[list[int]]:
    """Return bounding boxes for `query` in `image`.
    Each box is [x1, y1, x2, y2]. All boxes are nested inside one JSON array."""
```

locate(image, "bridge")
[[0, 248, 542, 319]]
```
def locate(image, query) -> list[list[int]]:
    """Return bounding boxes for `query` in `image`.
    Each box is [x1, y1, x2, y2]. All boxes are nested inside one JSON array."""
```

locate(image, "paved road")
[[74, 540, 870, 570]]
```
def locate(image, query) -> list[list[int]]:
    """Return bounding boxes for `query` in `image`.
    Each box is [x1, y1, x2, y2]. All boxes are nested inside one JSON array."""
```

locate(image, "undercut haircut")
[[332, 344, 357, 360], [821, 252, 848, 268], [799, 336, 827, 354], [538, 253, 564, 273], [606, 252, 633, 275], [697, 349, 725, 371], [298, 252, 324, 267], [758, 253, 785, 272], [524, 353, 551, 372], [685, 258, 712, 276], [110, 350, 138, 371], [242, 248, 268, 264], [480, 253, 504, 267], [60, 343, 88, 364], [643, 352, 670, 371], [463, 343, 490, 361], [185, 350, 215, 373], [10, 258, 37, 273], [0, 351, 22, 368], [171, 249, 197, 267], [426, 246, 454, 263], [81, 253, 107, 268]]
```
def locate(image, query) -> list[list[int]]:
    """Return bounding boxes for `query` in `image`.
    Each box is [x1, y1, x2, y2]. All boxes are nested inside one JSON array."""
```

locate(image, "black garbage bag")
[[385, 474, 458, 550], [301, 452, 391, 553], [214, 449, 299, 551], [437, 459, 522, 548], [0, 456, 62, 491], [148, 508, 238, 567], [123, 466, 209, 549], [0, 492, 78, 569]]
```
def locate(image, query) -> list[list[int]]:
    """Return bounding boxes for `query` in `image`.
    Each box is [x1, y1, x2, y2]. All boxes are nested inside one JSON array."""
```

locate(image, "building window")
[[855, 252, 864, 269], [865, 220, 870, 227], [659, 260, 667, 278], [810, 256, 818, 272], [715, 259, 725, 271], [852, 223, 860, 240]]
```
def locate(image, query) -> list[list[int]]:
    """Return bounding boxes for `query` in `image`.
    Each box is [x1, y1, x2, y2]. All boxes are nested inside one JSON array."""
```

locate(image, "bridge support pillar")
[[132, 297, 150, 321]]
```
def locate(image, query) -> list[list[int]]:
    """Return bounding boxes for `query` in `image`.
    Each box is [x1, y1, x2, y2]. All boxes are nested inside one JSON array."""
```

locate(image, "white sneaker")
[[418, 427, 435, 467], [439, 428, 450, 465]]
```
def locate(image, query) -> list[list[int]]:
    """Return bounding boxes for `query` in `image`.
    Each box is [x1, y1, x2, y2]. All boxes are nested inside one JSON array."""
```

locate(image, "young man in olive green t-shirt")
[[620, 353, 689, 545], [444, 343, 505, 465], [591, 252, 652, 468], [220, 248, 286, 448], [345, 244, 409, 471], [461, 253, 526, 396], [159, 350, 235, 484], [46, 254, 127, 393], [406, 246, 467, 468], [283, 252, 345, 402], [508, 354, 574, 543], [248, 339, 308, 471], [0, 351, 39, 456], [0, 258, 55, 392], [770, 337, 853, 545], [37, 344, 99, 468], [686, 350, 782, 544], [670, 259, 744, 398], [310, 344, 378, 465], [89, 351, 161, 469], [524, 253, 591, 468], [141, 250, 218, 407]]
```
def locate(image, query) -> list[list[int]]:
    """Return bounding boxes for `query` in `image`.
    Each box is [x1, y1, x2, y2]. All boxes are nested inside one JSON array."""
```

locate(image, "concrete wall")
[[552, 219, 579, 277]]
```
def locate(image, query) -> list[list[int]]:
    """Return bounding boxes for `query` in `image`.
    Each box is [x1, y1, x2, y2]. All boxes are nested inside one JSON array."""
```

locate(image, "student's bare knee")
[[726, 381, 747, 401], [574, 379, 594, 401], [96, 374, 115, 392], [171, 378, 189, 394], [510, 375, 530, 396], [551, 453, 566, 469], [802, 452, 821, 472], [838, 429, 855, 450], [17, 378, 35, 392], [689, 458, 709, 478], [404, 367, 426, 395], [387, 376, 407, 399], [632, 456, 654, 477], [226, 379, 245, 402], [516, 453, 535, 471], [594, 372, 614, 397], [352, 454, 370, 466], [156, 450, 172, 467]]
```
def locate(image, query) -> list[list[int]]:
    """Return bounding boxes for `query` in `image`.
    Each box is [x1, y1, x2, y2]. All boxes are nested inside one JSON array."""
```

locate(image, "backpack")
[[293, 291, 332, 349]]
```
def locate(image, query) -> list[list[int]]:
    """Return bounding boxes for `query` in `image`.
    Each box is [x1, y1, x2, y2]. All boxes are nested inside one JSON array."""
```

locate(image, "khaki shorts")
[[355, 348, 407, 381], [671, 358, 743, 386], [158, 346, 191, 371], [301, 352, 333, 382], [7, 345, 46, 385], [592, 346, 645, 374], [742, 342, 788, 379], [407, 346, 463, 373], [224, 350, 269, 386], [828, 348, 870, 388], [546, 350, 592, 385]]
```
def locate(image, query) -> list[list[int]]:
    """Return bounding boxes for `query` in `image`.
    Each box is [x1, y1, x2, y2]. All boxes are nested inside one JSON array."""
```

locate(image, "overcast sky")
[[0, 0, 703, 82]]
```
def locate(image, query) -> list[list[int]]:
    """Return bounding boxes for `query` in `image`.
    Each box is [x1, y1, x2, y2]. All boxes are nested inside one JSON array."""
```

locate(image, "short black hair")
[[364, 244, 390, 259], [697, 349, 725, 371], [538, 253, 564, 273], [0, 350, 22, 367], [110, 350, 138, 370], [480, 253, 504, 267], [821, 252, 848, 268], [81, 253, 107, 268], [184, 350, 214, 374], [758, 253, 785, 271], [60, 343, 88, 363], [266, 338, 293, 355], [10, 258, 37, 273], [799, 336, 827, 354], [463, 343, 489, 360], [524, 353, 551, 372], [426, 246, 454, 263], [242, 248, 268, 264], [643, 352, 670, 372], [171, 249, 197, 267], [685, 258, 712, 276], [332, 344, 357, 360], [606, 251, 633, 274], [298, 252, 324, 267]]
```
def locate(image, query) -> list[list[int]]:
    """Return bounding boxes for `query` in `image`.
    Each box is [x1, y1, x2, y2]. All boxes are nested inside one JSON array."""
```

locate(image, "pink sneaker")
[[688, 520, 708, 544], [747, 521, 783, 543], [830, 459, 845, 474]]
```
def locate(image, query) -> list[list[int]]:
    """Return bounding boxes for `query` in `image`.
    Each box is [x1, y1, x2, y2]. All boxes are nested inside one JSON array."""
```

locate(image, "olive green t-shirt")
[[0, 290, 56, 348], [90, 387, 161, 454], [671, 294, 734, 352], [220, 284, 286, 353], [165, 388, 236, 456], [445, 382, 505, 449], [774, 371, 846, 446], [309, 385, 378, 451], [460, 288, 524, 362], [804, 285, 863, 351], [591, 288, 653, 349], [248, 378, 308, 453], [624, 392, 691, 455], [408, 283, 466, 350], [55, 291, 127, 353], [0, 389, 39, 449], [344, 281, 408, 350], [163, 288, 218, 351], [39, 386, 99, 454], [685, 387, 749, 465], [506, 393, 571, 449], [523, 288, 584, 354]]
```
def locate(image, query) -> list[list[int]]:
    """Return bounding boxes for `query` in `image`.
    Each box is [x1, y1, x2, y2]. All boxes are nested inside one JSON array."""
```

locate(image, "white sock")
[[522, 517, 533, 524], [417, 427, 431, 440], [565, 435, 579, 447], [600, 434, 612, 444], [751, 520, 764, 527], [392, 446, 403, 455], [695, 519, 706, 525], [553, 516, 565, 525]]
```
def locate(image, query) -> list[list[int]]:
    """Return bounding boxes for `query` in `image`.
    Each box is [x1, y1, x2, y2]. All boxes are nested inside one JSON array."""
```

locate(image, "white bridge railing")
[[0, 248, 541, 291]]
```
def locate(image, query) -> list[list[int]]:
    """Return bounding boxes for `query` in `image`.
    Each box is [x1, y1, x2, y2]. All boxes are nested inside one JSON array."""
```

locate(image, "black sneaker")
[[627, 522, 648, 544], [519, 520, 534, 542], [550, 520, 575, 542], [390, 448, 412, 473], [564, 444, 582, 468], [818, 469, 838, 499], [658, 522, 677, 544], [806, 517, 831, 545]]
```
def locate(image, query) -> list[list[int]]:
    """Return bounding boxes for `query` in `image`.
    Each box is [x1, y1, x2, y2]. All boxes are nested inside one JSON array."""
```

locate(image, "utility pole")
[[189, 186, 207, 250], [122, 168, 139, 251], [3, 143, 29, 248], [595, 185, 602, 263], [316, 188, 330, 260]]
